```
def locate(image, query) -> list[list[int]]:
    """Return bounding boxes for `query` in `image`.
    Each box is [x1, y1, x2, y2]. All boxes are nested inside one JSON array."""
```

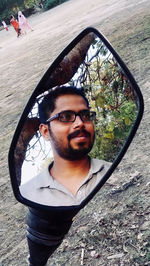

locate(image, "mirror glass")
[[11, 30, 138, 207]]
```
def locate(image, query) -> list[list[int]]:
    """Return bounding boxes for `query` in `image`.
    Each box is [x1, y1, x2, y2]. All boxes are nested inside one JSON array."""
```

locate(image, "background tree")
[[0, 0, 68, 24], [70, 39, 138, 161]]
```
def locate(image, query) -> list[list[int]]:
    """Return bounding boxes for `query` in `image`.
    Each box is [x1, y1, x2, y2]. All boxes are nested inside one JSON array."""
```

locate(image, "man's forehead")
[[55, 94, 88, 109]]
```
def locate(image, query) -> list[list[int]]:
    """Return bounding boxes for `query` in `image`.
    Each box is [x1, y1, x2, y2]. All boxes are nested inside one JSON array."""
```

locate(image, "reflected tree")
[[70, 39, 138, 161]]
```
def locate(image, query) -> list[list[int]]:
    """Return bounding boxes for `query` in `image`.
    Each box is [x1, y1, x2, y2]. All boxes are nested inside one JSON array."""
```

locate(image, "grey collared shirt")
[[20, 158, 111, 206]]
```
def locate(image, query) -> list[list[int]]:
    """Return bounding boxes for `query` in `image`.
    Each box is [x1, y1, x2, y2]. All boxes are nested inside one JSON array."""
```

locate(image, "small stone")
[[137, 232, 143, 240], [80, 243, 86, 248], [107, 253, 124, 259], [140, 221, 150, 231], [89, 246, 94, 250], [90, 250, 100, 258]]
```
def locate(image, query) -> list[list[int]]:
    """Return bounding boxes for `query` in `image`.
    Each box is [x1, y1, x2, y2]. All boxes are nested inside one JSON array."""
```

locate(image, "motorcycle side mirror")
[[8, 27, 144, 212]]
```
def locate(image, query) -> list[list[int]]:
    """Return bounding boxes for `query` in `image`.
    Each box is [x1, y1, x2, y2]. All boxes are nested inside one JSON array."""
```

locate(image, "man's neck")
[[50, 155, 91, 195]]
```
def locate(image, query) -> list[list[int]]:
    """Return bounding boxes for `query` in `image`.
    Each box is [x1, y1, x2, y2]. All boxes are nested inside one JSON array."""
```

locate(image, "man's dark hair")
[[38, 86, 89, 123]]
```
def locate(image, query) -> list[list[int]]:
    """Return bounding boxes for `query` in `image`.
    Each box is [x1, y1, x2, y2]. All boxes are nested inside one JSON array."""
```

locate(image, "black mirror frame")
[[8, 27, 144, 213]]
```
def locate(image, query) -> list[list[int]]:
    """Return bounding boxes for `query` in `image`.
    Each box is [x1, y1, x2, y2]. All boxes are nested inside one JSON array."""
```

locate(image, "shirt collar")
[[36, 163, 54, 188], [90, 158, 105, 174], [78, 158, 105, 188]]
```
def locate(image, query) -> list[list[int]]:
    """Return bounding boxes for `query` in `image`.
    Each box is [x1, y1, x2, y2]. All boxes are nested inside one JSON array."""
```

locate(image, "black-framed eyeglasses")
[[46, 110, 96, 123]]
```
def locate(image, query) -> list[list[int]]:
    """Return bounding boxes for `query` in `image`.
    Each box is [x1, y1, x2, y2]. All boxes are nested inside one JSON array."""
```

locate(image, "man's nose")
[[73, 114, 84, 128]]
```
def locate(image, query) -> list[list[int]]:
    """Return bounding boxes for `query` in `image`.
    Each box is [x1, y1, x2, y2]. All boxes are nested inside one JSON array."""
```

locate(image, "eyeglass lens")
[[59, 110, 95, 122]]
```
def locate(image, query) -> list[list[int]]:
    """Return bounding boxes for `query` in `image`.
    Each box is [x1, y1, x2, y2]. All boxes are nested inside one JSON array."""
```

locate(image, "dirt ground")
[[0, 0, 150, 265]]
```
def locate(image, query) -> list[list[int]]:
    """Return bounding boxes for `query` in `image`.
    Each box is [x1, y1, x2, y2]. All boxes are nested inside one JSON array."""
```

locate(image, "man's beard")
[[49, 127, 95, 161]]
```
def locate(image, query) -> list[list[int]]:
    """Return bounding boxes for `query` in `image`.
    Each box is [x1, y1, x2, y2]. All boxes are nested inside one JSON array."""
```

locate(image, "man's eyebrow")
[[58, 108, 89, 113]]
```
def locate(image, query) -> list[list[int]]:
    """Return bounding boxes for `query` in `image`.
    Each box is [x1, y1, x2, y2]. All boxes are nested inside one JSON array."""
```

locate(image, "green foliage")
[[90, 98, 137, 161], [0, 0, 68, 23], [0, 7, 12, 22], [71, 38, 138, 162], [0, 0, 23, 22], [44, 0, 68, 10], [24, 0, 36, 9], [87, 50, 137, 161]]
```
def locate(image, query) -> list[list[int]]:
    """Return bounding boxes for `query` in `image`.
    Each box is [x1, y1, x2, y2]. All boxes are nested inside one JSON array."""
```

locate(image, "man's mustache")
[[68, 129, 91, 140]]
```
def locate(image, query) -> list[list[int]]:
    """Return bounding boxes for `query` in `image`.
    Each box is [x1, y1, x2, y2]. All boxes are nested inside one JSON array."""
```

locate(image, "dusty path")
[[0, 0, 150, 265]]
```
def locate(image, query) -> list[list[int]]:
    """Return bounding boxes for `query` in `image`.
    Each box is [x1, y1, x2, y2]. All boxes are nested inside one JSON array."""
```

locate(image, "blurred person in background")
[[18, 11, 33, 35], [10, 15, 21, 37], [2, 20, 8, 31]]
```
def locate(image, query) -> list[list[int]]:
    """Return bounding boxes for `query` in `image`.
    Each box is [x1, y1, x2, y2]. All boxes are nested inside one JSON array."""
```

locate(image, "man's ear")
[[39, 124, 50, 141]]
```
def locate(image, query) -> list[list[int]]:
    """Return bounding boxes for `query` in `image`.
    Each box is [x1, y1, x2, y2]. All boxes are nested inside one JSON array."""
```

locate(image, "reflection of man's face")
[[48, 94, 95, 160]]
